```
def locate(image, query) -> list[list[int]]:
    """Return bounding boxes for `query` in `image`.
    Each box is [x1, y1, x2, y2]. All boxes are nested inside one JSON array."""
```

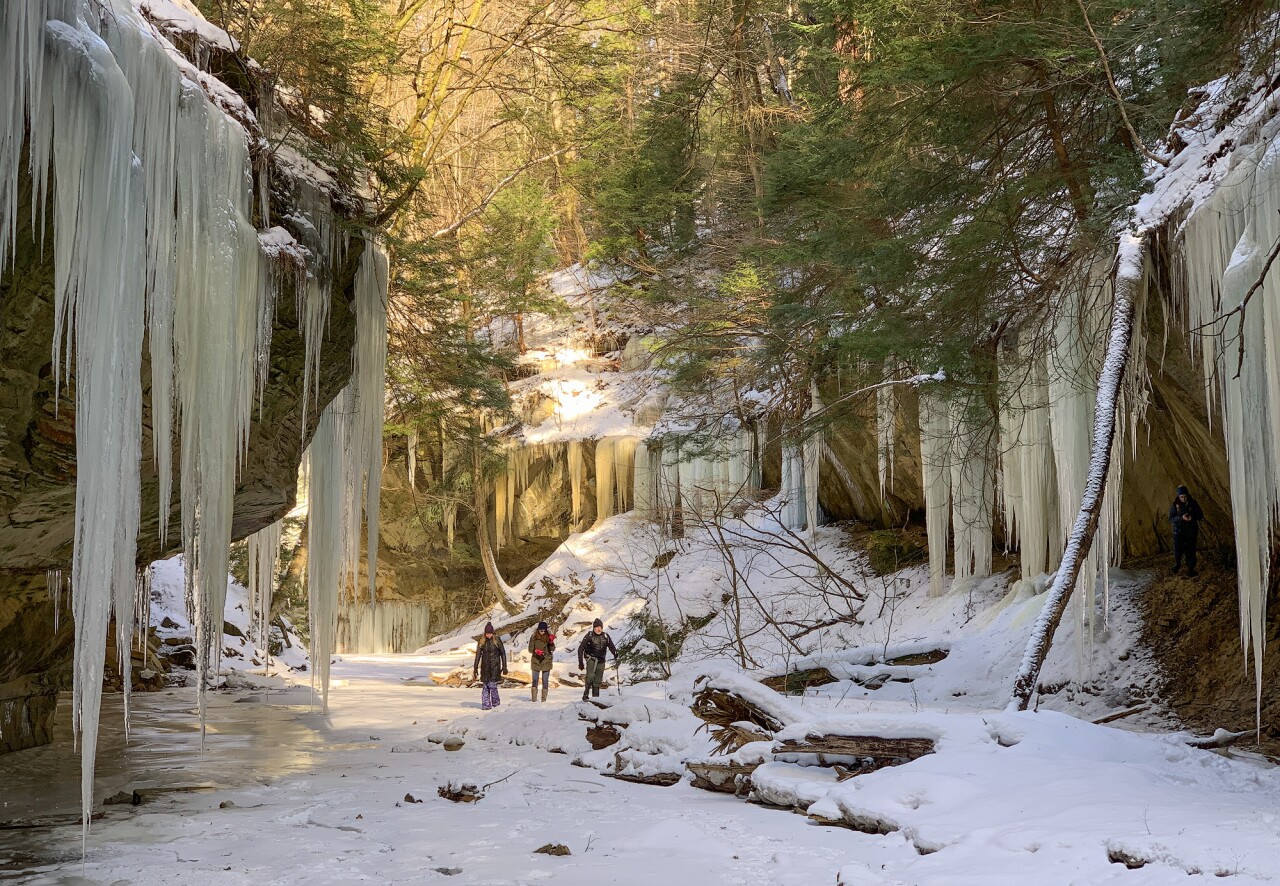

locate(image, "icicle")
[[1007, 345, 1060, 579], [4, 5, 151, 840], [353, 239, 388, 602], [780, 441, 802, 529], [919, 392, 952, 596], [876, 371, 896, 500], [306, 401, 345, 713], [614, 435, 637, 514], [659, 441, 682, 532], [998, 349, 1024, 552], [1189, 137, 1279, 736], [407, 429, 418, 492], [804, 384, 822, 536], [172, 77, 266, 736], [595, 437, 617, 522], [568, 441, 585, 529], [133, 567, 151, 663], [295, 182, 342, 436], [633, 440, 653, 518], [45, 569, 64, 634], [247, 520, 283, 657], [949, 398, 993, 580], [494, 455, 511, 550]]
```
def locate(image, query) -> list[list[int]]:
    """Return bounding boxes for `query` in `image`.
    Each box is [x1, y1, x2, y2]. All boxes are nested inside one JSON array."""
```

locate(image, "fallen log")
[[1187, 728, 1255, 750], [1091, 704, 1149, 725], [686, 760, 759, 796], [604, 770, 683, 787], [883, 648, 948, 666], [760, 668, 838, 694], [773, 733, 934, 774]]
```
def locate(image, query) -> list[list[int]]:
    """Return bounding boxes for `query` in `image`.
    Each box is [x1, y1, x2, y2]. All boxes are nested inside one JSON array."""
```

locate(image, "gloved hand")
[[502, 669, 508, 676]]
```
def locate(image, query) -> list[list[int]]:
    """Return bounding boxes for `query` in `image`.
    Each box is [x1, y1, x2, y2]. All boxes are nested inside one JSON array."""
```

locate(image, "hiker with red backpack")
[[528, 621, 555, 702]]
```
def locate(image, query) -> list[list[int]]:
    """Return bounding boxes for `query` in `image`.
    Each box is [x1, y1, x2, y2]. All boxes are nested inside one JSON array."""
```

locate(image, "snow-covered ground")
[[4, 650, 1280, 884]]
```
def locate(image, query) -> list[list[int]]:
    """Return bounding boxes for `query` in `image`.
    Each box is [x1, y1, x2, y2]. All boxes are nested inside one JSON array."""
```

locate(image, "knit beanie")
[[593, 618, 603, 629], [537, 621, 549, 632], [1176, 485, 1189, 497], [484, 621, 495, 635]]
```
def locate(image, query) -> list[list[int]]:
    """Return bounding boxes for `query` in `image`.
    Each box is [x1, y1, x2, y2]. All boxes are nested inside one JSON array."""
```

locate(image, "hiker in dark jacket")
[[577, 618, 618, 701], [1169, 485, 1204, 577], [528, 621, 555, 703], [473, 622, 507, 710]]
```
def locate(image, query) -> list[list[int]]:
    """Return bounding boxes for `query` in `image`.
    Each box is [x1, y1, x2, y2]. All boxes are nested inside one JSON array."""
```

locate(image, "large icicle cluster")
[[906, 262, 1126, 612], [1178, 121, 1280, 728], [336, 600, 432, 654], [303, 240, 391, 700], [0, 0, 388, 834]]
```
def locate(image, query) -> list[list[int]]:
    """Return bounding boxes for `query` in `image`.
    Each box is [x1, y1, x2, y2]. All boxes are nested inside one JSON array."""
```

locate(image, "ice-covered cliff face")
[[0, 0, 387, 835]]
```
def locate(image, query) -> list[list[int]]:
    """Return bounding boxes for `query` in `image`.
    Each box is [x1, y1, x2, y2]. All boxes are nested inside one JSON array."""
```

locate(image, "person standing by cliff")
[[528, 621, 555, 702], [1169, 485, 1204, 578], [577, 618, 618, 701], [473, 622, 507, 710]]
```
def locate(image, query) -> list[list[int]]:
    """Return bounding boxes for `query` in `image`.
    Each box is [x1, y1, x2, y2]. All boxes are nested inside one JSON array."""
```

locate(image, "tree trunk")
[[1009, 235, 1144, 710], [471, 431, 521, 615]]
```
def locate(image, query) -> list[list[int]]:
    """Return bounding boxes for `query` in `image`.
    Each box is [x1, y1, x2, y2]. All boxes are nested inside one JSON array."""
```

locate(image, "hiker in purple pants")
[[473, 622, 507, 710]]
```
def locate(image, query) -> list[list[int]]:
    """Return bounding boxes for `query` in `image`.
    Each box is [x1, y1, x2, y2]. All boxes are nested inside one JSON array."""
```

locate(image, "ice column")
[[949, 399, 993, 580], [353, 240, 389, 601], [306, 402, 345, 712], [569, 441, 585, 528], [595, 437, 617, 521], [247, 520, 283, 656], [918, 392, 952, 596]]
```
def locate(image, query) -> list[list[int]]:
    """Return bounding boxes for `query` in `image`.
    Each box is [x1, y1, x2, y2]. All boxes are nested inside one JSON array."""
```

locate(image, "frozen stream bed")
[[1, 654, 852, 884], [5, 653, 1280, 884]]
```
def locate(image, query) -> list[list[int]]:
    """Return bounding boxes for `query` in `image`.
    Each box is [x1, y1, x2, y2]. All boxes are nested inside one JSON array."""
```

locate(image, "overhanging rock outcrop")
[[0, 2, 369, 753]]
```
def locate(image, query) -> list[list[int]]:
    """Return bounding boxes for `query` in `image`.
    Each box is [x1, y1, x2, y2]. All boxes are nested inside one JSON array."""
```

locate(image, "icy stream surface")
[[0, 655, 847, 882], [6, 651, 1280, 884]]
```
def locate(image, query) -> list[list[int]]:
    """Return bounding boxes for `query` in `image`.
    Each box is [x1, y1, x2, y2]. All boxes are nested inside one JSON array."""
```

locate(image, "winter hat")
[[593, 618, 604, 629], [536, 621, 549, 632], [1176, 485, 1189, 496], [484, 622, 495, 635]]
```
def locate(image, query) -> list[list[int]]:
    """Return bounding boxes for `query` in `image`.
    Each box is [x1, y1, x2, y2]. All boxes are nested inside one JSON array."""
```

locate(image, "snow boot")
[[592, 684, 601, 698], [530, 686, 537, 702], [540, 685, 548, 702], [582, 686, 590, 702]]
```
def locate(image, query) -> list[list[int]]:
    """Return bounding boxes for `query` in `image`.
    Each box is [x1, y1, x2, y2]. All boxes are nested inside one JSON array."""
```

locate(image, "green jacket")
[[528, 632, 555, 671]]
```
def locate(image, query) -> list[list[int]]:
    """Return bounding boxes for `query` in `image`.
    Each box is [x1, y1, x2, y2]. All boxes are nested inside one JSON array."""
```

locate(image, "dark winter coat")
[[577, 631, 617, 668], [1169, 496, 1203, 538], [473, 637, 507, 683], [528, 632, 555, 672]]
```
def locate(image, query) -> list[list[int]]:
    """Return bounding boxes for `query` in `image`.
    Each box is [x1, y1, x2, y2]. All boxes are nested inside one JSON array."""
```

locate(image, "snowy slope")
[[149, 556, 308, 679]]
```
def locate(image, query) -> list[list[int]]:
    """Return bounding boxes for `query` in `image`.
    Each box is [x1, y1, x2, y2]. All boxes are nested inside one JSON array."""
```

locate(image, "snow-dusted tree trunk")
[[473, 439, 523, 615], [1010, 234, 1144, 711]]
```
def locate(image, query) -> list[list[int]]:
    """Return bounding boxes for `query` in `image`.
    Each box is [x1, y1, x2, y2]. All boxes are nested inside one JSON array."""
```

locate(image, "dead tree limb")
[[1010, 235, 1144, 710]]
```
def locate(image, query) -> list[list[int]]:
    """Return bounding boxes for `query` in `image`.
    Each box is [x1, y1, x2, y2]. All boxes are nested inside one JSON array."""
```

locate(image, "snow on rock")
[[149, 556, 308, 677], [136, 0, 240, 53]]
